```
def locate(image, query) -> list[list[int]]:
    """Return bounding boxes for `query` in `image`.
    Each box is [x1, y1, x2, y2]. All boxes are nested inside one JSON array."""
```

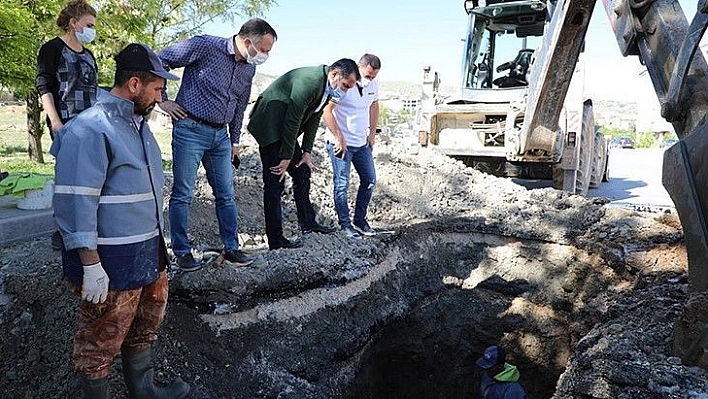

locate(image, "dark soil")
[[1, 132, 705, 398]]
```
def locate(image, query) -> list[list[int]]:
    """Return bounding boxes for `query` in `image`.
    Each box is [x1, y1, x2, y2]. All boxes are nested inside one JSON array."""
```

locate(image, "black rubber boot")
[[81, 376, 108, 399], [121, 349, 189, 399]]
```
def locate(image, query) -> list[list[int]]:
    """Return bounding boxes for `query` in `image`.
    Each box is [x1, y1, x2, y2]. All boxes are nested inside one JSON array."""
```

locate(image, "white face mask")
[[359, 76, 371, 88], [75, 26, 96, 43], [245, 42, 269, 65]]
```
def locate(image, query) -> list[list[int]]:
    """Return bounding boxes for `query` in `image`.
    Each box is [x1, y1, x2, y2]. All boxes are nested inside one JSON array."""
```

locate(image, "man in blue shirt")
[[158, 18, 277, 271]]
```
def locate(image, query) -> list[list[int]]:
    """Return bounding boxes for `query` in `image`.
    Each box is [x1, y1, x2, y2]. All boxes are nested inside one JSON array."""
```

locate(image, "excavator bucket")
[[663, 127, 708, 293]]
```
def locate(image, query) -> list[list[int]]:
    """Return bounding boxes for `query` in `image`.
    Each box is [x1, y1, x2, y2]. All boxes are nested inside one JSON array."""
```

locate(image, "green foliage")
[[0, 0, 42, 95], [635, 132, 656, 149], [1, 157, 55, 175], [598, 125, 635, 140], [90, 0, 277, 85], [379, 103, 391, 126], [2, 0, 278, 91], [396, 108, 415, 124]]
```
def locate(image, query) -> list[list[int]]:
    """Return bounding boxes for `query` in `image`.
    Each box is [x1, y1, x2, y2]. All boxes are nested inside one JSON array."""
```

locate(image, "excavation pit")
[[166, 226, 622, 398]]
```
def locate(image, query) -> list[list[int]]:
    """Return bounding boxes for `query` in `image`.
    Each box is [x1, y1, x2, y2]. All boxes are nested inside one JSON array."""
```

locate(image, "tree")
[[378, 103, 391, 126], [0, 0, 51, 162], [396, 108, 415, 126], [4, 0, 277, 162]]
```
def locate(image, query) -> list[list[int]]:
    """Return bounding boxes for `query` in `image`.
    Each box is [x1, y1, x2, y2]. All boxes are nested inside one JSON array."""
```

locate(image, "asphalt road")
[[590, 148, 675, 210], [511, 147, 676, 211]]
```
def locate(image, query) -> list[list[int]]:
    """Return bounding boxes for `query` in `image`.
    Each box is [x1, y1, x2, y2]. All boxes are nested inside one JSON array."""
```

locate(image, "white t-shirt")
[[330, 79, 379, 147]]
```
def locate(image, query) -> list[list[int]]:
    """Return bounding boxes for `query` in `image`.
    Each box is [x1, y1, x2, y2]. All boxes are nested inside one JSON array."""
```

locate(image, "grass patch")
[[0, 105, 175, 174], [2, 156, 55, 175]]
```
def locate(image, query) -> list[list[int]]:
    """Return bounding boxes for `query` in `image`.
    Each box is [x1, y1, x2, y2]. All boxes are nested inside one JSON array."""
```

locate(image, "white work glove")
[[82, 262, 109, 304]]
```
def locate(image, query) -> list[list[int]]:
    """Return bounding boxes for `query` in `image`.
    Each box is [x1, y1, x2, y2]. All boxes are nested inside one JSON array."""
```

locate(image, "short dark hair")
[[113, 70, 161, 88], [359, 54, 381, 70], [331, 58, 361, 81], [237, 18, 278, 43]]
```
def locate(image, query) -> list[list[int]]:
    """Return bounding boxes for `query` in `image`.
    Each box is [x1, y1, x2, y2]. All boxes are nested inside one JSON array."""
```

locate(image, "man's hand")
[[296, 151, 314, 170], [334, 135, 347, 156], [367, 133, 375, 149], [232, 144, 240, 160], [159, 100, 188, 120], [82, 262, 109, 304], [269, 159, 291, 182]]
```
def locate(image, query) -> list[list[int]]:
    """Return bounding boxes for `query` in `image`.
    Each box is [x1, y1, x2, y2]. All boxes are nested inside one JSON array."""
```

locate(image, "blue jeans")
[[169, 118, 239, 256], [326, 142, 376, 228]]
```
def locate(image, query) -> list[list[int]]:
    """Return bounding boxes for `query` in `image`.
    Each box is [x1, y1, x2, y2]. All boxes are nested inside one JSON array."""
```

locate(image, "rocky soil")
[[0, 130, 706, 398]]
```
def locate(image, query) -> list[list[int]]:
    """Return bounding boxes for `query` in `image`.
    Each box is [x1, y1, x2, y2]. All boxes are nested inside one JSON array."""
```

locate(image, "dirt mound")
[[0, 131, 705, 398]]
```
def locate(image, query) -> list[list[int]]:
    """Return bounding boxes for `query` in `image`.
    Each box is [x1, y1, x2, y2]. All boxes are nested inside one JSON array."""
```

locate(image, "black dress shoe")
[[223, 249, 256, 266], [301, 223, 337, 235], [269, 237, 303, 250]]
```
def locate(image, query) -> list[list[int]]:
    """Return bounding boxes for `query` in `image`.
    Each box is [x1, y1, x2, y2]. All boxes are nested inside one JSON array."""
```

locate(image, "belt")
[[187, 113, 225, 129]]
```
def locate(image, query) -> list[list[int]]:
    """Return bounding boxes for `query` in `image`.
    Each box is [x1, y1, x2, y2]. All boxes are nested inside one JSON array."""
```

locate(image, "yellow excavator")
[[418, 0, 708, 369]]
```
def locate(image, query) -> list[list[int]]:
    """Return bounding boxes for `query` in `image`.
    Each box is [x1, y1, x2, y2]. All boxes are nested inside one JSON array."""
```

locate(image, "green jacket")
[[247, 65, 330, 160]]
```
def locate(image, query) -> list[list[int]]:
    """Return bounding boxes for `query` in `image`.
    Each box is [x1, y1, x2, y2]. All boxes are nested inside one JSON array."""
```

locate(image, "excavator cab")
[[462, 1, 546, 92]]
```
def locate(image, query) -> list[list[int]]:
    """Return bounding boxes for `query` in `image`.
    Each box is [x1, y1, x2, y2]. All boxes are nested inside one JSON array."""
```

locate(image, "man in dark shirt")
[[247, 59, 360, 250], [158, 18, 277, 271]]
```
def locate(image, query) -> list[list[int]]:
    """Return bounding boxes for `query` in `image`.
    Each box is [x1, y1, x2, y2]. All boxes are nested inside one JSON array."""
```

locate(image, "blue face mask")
[[332, 86, 346, 100], [329, 76, 346, 100]]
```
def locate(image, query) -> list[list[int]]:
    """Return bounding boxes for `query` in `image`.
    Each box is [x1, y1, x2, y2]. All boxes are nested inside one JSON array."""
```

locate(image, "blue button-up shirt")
[[158, 35, 255, 144]]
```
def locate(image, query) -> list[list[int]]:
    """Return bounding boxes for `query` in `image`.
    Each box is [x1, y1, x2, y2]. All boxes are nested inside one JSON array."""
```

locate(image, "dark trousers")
[[259, 141, 317, 244]]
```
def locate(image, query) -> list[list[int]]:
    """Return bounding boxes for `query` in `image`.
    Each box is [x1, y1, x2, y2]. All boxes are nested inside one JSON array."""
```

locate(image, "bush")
[[635, 133, 656, 149]]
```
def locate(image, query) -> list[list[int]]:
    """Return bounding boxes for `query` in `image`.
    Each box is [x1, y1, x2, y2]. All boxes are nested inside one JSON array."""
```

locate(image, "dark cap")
[[115, 43, 179, 81], [476, 345, 506, 369]]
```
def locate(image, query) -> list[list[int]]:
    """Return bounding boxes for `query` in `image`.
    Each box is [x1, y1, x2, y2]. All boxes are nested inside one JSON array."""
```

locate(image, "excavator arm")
[[520, 0, 597, 155]]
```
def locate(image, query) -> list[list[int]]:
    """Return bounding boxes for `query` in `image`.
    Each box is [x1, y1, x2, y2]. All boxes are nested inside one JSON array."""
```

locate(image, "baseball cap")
[[476, 345, 506, 369], [114, 43, 179, 81]]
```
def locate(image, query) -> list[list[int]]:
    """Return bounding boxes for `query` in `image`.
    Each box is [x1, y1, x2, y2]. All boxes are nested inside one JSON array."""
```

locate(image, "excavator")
[[419, 0, 708, 368], [420, 0, 609, 196]]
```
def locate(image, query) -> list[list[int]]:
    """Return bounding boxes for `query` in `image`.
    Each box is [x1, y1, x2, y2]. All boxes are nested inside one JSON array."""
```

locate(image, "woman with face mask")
[[36, 0, 98, 139], [36, 0, 98, 251]]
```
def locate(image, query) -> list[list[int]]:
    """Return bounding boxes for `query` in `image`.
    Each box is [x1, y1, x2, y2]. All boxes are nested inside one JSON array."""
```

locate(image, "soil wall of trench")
[[0, 138, 706, 398]]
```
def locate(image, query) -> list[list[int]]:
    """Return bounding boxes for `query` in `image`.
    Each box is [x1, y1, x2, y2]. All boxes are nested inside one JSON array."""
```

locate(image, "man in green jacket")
[[247, 59, 360, 250]]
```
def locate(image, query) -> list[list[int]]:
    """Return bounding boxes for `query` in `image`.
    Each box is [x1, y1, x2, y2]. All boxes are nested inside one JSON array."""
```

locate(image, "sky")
[[208, 0, 701, 102]]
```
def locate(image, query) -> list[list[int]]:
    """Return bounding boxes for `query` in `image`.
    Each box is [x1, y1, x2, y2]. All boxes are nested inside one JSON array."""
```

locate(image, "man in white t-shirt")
[[323, 54, 381, 238]]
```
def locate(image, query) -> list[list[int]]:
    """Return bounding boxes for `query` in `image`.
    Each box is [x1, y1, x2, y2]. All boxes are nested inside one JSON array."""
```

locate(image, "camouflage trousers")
[[70, 271, 168, 379]]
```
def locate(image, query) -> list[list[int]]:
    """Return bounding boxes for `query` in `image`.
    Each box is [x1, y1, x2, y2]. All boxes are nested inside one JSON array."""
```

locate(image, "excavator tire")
[[574, 102, 595, 196], [589, 130, 608, 188], [551, 102, 595, 195]]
